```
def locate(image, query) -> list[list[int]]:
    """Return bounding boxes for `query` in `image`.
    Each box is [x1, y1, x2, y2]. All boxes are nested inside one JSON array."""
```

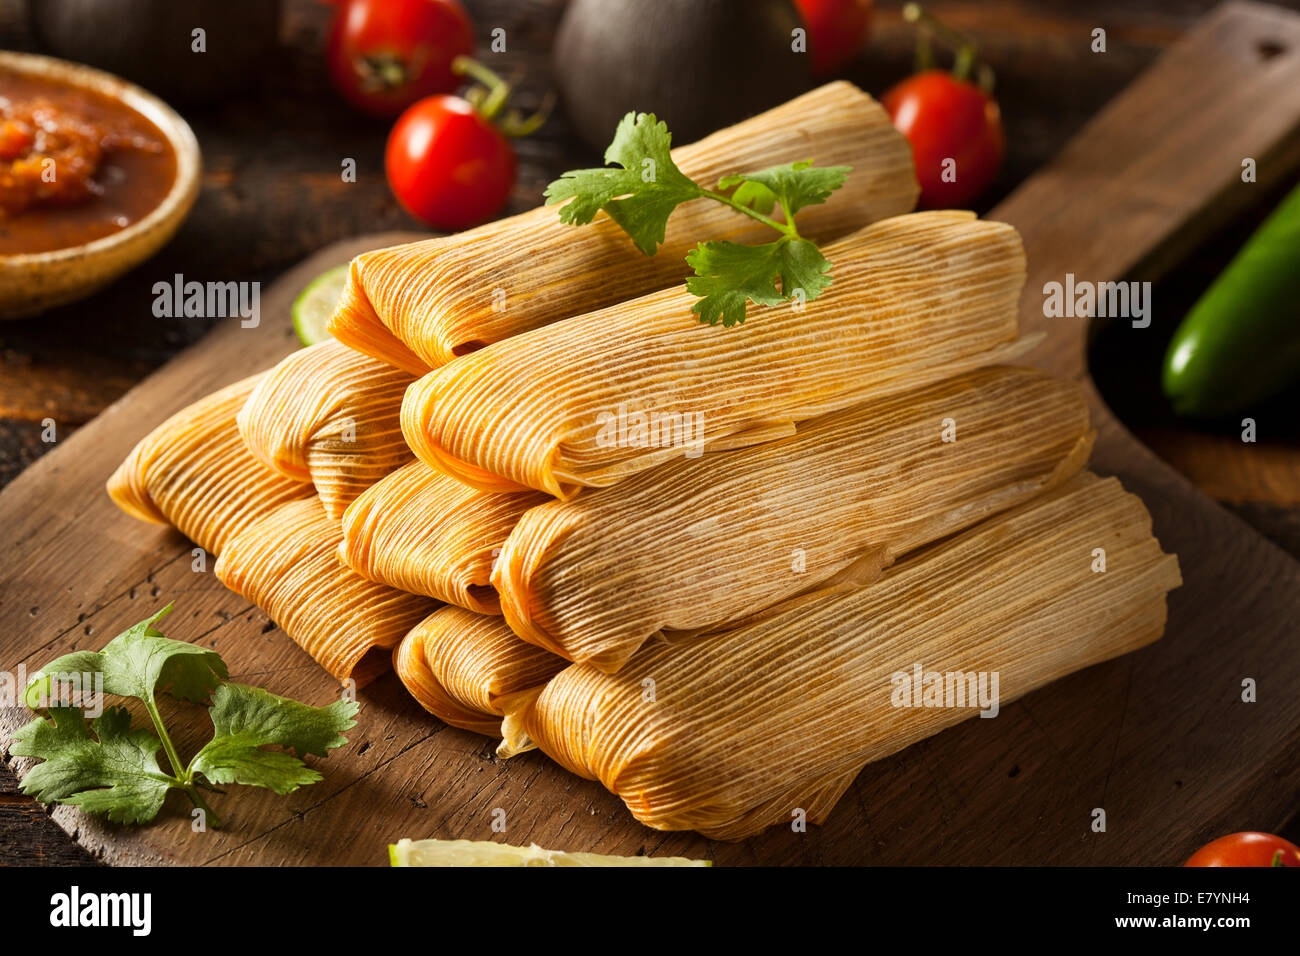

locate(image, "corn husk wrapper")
[[340, 459, 546, 614], [496, 366, 1095, 672], [328, 81, 919, 373], [236, 340, 415, 520], [394, 607, 565, 735], [215, 497, 436, 686], [503, 473, 1182, 840], [402, 212, 1030, 498], [107, 375, 313, 555]]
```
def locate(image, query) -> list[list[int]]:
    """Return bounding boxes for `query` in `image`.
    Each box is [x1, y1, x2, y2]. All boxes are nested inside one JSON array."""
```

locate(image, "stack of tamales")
[[108, 82, 1180, 841]]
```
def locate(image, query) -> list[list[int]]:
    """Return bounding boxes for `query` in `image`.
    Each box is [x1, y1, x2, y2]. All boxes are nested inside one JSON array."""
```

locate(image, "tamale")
[[496, 366, 1095, 672], [237, 340, 415, 520], [340, 460, 547, 614], [328, 81, 919, 372], [215, 497, 436, 686], [503, 473, 1182, 840], [393, 622, 498, 736], [394, 607, 565, 735], [107, 375, 313, 555], [402, 212, 1030, 498]]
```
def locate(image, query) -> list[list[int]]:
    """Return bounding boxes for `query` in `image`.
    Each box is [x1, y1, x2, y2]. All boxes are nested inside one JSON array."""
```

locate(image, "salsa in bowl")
[[0, 52, 200, 318]]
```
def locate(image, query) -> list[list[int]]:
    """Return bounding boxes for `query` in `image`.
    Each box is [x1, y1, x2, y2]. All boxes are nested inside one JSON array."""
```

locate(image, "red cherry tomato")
[[794, 0, 874, 76], [328, 0, 475, 118], [881, 69, 1004, 210], [386, 95, 515, 231], [1185, 832, 1300, 867]]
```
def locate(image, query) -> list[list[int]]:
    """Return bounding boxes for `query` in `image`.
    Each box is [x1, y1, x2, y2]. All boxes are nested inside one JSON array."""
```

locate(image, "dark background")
[[2, 0, 1298, 864]]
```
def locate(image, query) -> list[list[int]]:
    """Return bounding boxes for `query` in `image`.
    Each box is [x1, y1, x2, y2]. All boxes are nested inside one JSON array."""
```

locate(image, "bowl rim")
[[0, 50, 202, 266]]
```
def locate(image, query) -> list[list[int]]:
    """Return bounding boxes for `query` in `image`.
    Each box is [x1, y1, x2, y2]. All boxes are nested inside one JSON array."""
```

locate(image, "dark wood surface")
[[2, 0, 1300, 865]]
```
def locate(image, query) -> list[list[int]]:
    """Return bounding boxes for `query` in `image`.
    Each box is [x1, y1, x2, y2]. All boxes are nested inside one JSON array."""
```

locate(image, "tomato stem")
[[453, 56, 552, 138], [953, 44, 975, 81], [499, 92, 556, 138], [903, 4, 985, 84], [453, 56, 511, 121], [359, 53, 407, 93], [914, 23, 933, 72]]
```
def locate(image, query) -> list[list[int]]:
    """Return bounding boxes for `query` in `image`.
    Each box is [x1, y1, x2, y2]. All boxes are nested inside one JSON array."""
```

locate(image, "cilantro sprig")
[[11, 605, 357, 829], [545, 112, 850, 327]]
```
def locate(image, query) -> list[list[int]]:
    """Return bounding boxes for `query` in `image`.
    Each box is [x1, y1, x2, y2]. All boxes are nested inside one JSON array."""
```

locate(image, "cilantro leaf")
[[718, 161, 851, 219], [10, 707, 173, 825], [546, 117, 850, 329], [727, 179, 779, 215], [768, 237, 835, 302], [188, 683, 358, 795], [20, 650, 102, 710], [685, 241, 789, 327], [24, 603, 226, 711], [544, 112, 702, 255], [15, 607, 353, 830], [686, 237, 833, 327]]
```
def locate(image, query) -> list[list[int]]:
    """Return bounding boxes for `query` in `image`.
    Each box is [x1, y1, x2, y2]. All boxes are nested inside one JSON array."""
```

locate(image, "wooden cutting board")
[[3, 0, 1300, 866]]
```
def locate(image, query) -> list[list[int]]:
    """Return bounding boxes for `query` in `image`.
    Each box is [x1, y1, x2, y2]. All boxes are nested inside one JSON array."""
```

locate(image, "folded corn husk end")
[[215, 497, 435, 687], [340, 459, 544, 613], [398, 374, 539, 494], [392, 608, 565, 738], [496, 686, 544, 758], [107, 374, 315, 557], [106, 443, 170, 529], [237, 340, 417, 520], [327, 253, 433, 376], [392, 620, 503, 736]]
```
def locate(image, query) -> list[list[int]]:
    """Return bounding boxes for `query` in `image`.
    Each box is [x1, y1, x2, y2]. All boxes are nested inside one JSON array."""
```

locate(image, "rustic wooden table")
[[2, 0, 1298, 865]]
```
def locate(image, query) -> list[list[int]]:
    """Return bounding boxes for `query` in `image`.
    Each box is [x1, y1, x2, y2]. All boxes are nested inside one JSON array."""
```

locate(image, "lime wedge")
[[389, 838, 710, 867], [292, 264, 350, 346]]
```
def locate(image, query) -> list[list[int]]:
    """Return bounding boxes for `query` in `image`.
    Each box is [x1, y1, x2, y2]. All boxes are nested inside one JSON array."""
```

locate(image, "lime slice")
[[292, 264, 350, 346], [389, 838, 710, 867]]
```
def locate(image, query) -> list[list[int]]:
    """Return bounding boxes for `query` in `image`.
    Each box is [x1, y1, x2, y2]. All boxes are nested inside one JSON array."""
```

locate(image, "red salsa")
[[0, 70, 177, 255]]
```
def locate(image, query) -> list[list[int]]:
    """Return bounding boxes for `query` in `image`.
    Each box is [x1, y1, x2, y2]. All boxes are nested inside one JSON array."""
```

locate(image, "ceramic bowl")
[[0, 51, 201, 319]]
